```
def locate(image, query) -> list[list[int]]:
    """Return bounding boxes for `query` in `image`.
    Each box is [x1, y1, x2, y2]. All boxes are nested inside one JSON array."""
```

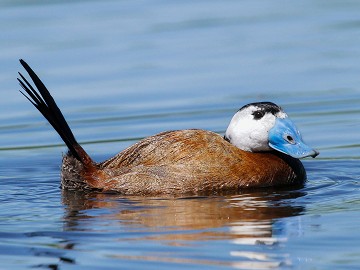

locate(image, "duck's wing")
[[99, 129, 234, 169]]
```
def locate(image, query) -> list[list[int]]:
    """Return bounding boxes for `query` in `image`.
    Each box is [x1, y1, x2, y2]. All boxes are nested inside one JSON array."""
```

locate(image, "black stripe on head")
[[239, 101, 282, 120]]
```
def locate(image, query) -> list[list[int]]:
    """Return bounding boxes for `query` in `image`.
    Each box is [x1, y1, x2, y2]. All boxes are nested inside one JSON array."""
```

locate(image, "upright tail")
[[17, 59, 92, 165]]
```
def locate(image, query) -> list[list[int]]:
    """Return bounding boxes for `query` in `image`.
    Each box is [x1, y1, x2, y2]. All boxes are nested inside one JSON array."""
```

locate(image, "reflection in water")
[[60, 189, 305, 269]]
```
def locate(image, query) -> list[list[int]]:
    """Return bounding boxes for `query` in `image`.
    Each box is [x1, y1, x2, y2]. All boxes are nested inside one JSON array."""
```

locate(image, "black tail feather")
[[18, 59, 81, 161]]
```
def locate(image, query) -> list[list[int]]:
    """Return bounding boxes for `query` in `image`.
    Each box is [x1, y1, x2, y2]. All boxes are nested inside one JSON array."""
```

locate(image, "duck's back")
[[88, 129, 305, 195]]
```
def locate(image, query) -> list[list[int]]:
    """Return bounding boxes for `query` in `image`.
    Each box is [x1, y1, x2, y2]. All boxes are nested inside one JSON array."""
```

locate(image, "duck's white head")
[[224, 102, 319, 158]]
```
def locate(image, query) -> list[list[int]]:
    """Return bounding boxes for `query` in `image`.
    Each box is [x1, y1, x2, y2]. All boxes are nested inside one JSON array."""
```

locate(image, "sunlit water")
[[1, 1, 360, 269]]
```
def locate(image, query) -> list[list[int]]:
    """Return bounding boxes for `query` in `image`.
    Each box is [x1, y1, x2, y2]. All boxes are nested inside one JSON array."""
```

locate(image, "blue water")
[[1, 1, 360, 269]]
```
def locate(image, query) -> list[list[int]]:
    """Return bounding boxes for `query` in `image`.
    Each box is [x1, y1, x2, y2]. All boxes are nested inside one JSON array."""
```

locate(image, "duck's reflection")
[[60, 188, 305, 269]]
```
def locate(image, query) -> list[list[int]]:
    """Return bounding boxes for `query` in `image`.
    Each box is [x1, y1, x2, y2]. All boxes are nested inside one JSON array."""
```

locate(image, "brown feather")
[[61, 129, 305, 195]]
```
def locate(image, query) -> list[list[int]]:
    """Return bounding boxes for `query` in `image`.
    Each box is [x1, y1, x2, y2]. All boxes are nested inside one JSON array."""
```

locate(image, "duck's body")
[[17, 60, 317, 195], [62, 129, 305, 195]]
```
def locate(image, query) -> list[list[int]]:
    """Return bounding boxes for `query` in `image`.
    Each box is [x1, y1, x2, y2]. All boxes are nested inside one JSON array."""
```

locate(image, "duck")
[[17, 59, 319, 195]]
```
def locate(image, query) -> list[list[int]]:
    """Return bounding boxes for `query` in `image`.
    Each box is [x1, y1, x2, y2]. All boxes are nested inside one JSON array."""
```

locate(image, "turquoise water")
[[1, 1, 360, 269]]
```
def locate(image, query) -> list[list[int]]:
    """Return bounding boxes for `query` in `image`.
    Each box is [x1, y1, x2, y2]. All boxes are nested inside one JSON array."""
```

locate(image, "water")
[[1, 0, 360, 269]]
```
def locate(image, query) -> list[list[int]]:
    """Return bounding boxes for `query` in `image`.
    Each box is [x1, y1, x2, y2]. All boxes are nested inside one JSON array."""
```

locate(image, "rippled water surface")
[[1, 1, 360, 269]]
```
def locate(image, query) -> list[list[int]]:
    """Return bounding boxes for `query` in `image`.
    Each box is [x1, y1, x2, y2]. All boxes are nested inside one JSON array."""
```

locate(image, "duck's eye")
[[253, 111, 265, 120], [285, 135, 295, 144]]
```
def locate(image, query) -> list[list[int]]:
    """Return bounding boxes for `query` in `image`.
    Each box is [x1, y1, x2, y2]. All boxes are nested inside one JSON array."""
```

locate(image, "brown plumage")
[[62, 129, 305, 195], [17, 59, 311, 196]]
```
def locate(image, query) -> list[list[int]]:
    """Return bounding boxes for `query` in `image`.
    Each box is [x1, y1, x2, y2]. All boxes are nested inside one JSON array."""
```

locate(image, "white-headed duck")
[[17, 59, 318, 195]]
